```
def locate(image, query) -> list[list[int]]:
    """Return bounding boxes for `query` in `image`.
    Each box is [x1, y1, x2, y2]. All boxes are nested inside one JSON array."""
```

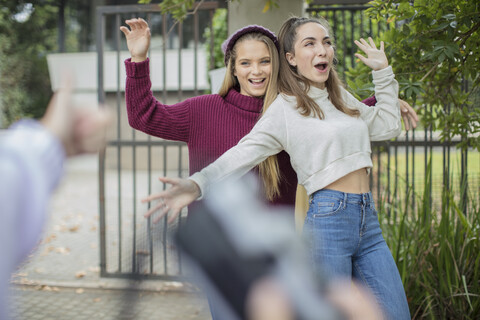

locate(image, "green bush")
[[378, 165, 480, 319], [349, 0, 480, 152], [203, 8, 228, 70], [0, 1, 57, 127]]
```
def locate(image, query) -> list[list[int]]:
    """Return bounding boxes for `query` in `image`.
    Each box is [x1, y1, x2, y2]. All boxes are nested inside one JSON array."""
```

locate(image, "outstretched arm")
[[142, 177, 201, 224], [120, 18, 150, 62]]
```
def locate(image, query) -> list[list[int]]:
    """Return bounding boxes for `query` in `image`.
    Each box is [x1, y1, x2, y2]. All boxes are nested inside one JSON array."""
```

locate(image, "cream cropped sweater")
[[190, 66, 401, 197]]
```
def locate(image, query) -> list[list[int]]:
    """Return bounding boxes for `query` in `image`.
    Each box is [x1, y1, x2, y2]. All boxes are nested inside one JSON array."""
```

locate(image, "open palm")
[[354, 37, 389, 71], [142, 177, 200, 224], [119, 18, 151, 62]]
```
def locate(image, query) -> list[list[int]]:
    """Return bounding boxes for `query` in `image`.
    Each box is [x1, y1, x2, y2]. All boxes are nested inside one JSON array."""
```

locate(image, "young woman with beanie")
[[120, 19, 298, 215]]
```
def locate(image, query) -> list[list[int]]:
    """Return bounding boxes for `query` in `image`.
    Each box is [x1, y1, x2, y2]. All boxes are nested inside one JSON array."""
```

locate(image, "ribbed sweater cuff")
[[189, 173, 209, 200], [125, 58, 150, 78], [372, 65, 393, 79]]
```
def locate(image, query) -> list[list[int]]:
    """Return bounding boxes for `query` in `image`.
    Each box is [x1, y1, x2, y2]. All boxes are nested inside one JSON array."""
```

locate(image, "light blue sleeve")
[[0, 119, 65, 319]]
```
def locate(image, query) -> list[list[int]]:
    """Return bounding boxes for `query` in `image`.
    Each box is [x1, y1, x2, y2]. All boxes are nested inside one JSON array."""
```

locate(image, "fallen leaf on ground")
[[55, 247, 70, 254], [75, 271, 86, 278], [68, 225, 80, 232]]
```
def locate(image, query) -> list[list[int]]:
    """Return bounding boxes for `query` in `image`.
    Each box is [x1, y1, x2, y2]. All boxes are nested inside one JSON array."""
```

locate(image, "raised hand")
[[119, 18, 151, 62], [354, 37, 388, 71], [399, 99, 419, 131], [41, 73, 111, 157], [142, 177, 201, 224]]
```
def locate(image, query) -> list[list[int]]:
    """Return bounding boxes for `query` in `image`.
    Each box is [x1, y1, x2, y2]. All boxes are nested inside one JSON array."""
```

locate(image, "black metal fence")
[[97, 3, 478, 280], [96, 3, 223, 280]]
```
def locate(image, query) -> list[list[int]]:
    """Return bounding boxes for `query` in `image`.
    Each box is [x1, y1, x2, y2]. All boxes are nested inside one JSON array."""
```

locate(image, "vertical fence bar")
[[162, 144, 168, 273], [386, 142, 391, 216], [376, 146, 381, 202], [162, 14, 167, 102], [350, 10, 355, 68], [177, 145, 183, 274], [178, 22, 183, 101], [341, 10, 347, 78], [443, 104, 451, 209], [114, 13, 127, 273], [97, 7, 107, 277], [332, 10, 337, 38], [460, 79, 469, 214], [194, 11, 199, 96], [146, 12, 154, 274], [429, 104, 433, 209], [209, 9, 214, 70], [411, 129, 415, 213], [405, 129, 410, 216]]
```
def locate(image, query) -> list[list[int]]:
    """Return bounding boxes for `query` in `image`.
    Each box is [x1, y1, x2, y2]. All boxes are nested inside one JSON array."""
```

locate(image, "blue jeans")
[[303, 189, 411, 320]]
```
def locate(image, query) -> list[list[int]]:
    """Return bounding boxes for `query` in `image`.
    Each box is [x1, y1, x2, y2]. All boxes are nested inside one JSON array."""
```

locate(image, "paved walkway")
[[8, 155, 211, 320]]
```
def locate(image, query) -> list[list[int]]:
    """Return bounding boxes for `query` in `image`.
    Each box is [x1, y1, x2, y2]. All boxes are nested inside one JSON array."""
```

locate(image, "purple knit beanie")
[[221, 25, 280, 66]]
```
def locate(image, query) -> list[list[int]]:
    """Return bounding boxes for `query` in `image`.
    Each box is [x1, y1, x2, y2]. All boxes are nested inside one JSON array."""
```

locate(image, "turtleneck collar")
[[307, 85, 329, 100], [224, 88, 264, 113]]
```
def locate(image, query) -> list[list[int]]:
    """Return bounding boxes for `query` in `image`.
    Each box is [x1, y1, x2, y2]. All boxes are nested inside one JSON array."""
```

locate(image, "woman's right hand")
[[119, 18, 151, 62], [142, 177, 201, 224]]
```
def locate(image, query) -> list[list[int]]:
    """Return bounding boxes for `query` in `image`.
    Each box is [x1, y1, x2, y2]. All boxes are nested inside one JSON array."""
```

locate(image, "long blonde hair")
[[218, 32, 282, 201], [277, 16, 360, 119]]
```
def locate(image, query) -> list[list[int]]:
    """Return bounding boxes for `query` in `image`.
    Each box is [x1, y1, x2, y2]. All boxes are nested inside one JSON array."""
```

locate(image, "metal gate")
[[97, 2, 224, 280], [97, 2, 477, 280]]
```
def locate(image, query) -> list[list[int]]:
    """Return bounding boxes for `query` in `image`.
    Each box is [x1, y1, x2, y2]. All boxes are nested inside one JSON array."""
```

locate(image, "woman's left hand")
[[399, 99, 419, 131], [354, 37, 388, 71]]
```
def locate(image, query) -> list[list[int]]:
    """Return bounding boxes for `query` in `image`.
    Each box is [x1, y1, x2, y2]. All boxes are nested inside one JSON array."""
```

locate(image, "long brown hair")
[[277, 16, 360, 119], [218, 32, 282, 201]]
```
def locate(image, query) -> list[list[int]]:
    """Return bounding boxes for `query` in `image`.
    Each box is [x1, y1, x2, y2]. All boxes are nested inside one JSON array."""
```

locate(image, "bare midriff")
[[323, 168, 370, 194]]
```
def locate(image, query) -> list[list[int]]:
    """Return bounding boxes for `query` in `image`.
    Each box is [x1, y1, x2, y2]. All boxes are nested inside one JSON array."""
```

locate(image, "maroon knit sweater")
[[125, 58, 298, 208]]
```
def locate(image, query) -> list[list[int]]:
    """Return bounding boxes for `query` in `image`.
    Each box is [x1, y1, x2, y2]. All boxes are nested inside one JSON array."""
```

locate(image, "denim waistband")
[[310, 189, 373, 205]]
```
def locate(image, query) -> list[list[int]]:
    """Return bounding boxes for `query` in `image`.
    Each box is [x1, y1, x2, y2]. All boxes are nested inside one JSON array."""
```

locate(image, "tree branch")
[[420, 64, 438, 82], [162, 0, 206, 47], [459, 21, 480, 48]]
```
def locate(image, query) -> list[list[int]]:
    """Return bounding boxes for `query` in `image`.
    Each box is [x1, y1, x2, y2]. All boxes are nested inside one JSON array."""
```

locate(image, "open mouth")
[[315, 62, 328, 71], [249, 79, 266, 85]]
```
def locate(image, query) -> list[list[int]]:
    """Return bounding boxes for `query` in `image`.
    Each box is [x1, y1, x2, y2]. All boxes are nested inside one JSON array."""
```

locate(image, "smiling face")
[[233, 39, 272, 98], [285, 22, 334, 89]]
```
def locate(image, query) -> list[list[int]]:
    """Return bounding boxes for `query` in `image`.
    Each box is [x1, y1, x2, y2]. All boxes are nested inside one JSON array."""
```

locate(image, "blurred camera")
[[175, 174, 345, 320]]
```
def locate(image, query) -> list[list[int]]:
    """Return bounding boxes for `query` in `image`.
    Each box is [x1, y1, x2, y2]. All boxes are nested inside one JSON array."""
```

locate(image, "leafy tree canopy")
[[348, 0, 479, 150], [138, 0, 311, 22], [0, 0, 59, 126]]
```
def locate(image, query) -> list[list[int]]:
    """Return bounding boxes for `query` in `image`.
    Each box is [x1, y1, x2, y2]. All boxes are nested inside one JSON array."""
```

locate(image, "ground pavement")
[[8, 155, 211, 320]]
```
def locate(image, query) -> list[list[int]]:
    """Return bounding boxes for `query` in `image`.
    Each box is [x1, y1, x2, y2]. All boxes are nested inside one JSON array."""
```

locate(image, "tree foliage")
[[0, 1, 58, 127], [347, 0, 479, 151], [138, 0, 308, 22], [202, 8, 227, 70]]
